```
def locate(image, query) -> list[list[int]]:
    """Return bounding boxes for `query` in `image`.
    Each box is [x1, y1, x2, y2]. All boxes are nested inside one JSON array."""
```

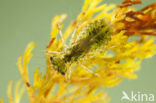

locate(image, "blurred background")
[[0, 0, 155, 103]]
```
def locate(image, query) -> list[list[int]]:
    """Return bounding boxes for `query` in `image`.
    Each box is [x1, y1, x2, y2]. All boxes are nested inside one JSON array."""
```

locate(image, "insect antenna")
[[86, 45, 120, 59], [80, 64, 100, 77]]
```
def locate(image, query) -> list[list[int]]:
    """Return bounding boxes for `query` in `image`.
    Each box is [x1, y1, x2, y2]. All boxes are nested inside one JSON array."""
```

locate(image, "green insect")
[[49, 18, 113, 78]]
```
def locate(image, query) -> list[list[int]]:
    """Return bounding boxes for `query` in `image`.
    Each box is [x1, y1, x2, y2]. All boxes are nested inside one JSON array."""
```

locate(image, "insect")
[[48, 18, 113, 79]]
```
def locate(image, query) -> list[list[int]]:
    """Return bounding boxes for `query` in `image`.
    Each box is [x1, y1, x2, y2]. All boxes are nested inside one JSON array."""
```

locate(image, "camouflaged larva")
[[50, 19, 113, 75]]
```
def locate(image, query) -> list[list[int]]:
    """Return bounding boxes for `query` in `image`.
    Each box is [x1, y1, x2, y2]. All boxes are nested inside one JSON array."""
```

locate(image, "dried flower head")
[[46, 0, 156, 87], [2, 0, 156, 103]]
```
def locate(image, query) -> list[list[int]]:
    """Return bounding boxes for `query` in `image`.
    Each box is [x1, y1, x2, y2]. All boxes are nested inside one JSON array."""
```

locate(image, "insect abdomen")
[[64, 19, 112, 62]]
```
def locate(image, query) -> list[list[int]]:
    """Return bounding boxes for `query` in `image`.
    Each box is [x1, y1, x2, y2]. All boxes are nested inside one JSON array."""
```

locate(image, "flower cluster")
[[2, 0, 156, 103]]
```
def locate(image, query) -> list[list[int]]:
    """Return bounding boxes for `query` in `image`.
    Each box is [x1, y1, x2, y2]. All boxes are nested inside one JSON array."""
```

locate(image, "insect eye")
[[60, 72, 65, 75], [50, 56, 53, 61]]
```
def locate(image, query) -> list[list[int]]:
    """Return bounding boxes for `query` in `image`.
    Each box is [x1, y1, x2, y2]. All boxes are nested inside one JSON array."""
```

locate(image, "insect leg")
[[69, 20, 83, 45], [69, 23, 79, 44], [80, 64, 99, 77], [87, 45, 120, 59], [43, 50, 61, 55], [57, 24, 68, 48], [65, 66, 72, 81]]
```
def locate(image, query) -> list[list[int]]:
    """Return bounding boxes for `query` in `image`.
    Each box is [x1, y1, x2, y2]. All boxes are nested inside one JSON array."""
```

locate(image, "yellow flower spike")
[[0, 98, 3, 103], [17, 42, 36, 102], [33, 68, 42, 89], [154, 47, 156, 52], [7, 80, 25, 103], [76, 87, 109, 103], [79, 0, 101, 20], [92, 4, 106, 13], [5, 0, 156, 103], [7, 81, 13, 103], [94, 90, 109, 102], [14, 80, 25, 103], [50, 14, 67, 39], [95, 4, 115, 20], [81, 0, 92, 12], [22, 42, 36, 74]]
